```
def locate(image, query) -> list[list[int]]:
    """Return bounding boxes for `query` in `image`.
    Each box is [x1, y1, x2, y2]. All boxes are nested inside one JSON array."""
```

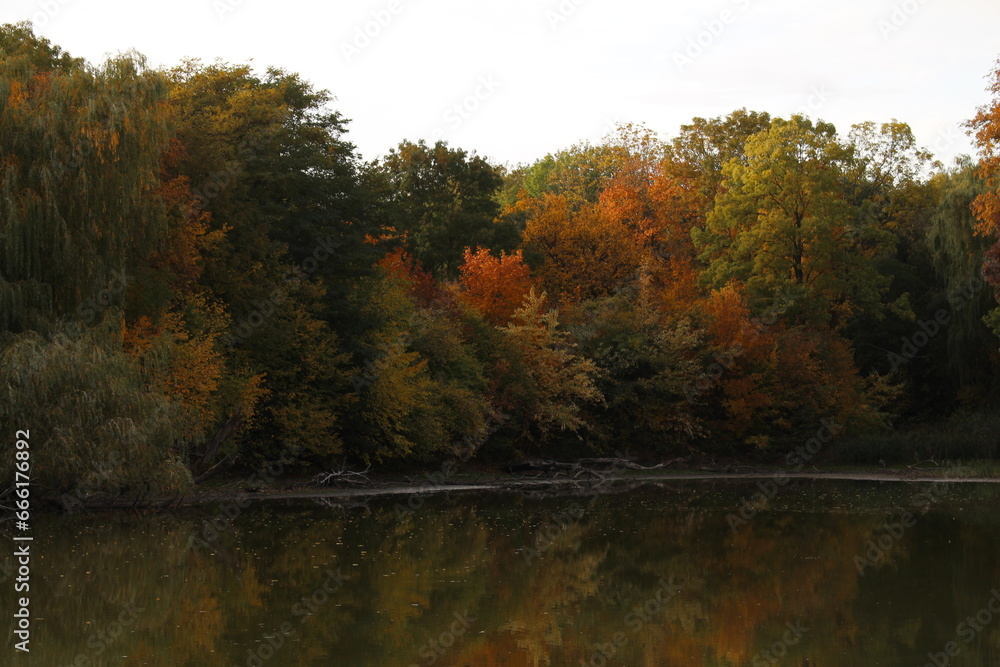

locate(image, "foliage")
[[371, 139, 506, 277], [0, 322, 193, 497], [457, 247, 535, 325], [518, 194, 641, 303], [0, 37, 172, 332], [571, 289, 704, 451], [969, 59, 1000, 341], [498, 291, 603, 444], [927, 160, 998, 397], [4, 23, 1000, 492], [695, 117, 894, 328]]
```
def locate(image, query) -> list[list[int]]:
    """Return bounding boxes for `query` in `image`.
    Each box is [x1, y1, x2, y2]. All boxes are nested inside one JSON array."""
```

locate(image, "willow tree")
[[0, 25, 196, 499], [927, 159, 997, 394], [0, 323, 193, 498], [0, 23, 172, 333]]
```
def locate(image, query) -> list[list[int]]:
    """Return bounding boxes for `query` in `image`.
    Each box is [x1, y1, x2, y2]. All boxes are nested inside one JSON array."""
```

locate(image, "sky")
[[2, 0, 998, 168]]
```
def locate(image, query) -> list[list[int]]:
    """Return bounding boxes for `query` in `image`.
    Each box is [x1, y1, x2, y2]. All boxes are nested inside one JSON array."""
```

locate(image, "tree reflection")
[[8, 482, 1000, 666]]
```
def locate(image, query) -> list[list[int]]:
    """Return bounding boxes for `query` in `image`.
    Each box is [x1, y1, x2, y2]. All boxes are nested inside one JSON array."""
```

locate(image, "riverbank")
[[61, 459, 1000, 511]]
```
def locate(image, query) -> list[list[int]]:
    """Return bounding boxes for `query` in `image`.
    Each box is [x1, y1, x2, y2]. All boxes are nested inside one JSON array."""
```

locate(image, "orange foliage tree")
[[378, 247, 442, 307], [457, 247, 535, 325], [693, 283, 887, 446], [970, 59, 1000, 290], [518, 194, 641, 303]]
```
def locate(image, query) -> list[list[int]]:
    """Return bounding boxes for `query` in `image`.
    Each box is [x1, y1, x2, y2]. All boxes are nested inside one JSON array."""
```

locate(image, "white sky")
[[3, 0, 998, 168]]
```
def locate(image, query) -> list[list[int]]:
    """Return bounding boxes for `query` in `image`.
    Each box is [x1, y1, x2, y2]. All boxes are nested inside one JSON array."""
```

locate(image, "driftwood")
[[312, 464, 372, 487], [193, 452, 238, 484], [503, 457, 684, 475]]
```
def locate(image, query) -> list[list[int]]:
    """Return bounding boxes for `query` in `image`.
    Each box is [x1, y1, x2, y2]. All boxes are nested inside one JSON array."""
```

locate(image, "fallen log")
[[504, 457, 684, 475], [503, 460, 578, 474]]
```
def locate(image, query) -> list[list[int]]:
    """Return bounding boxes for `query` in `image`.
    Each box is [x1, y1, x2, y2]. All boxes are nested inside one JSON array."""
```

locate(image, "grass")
[[823, 412, 1000, 466]]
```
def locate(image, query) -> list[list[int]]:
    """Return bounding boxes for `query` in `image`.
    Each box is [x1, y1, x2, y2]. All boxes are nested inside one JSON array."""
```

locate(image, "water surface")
[[5, 479, 1000, 666]]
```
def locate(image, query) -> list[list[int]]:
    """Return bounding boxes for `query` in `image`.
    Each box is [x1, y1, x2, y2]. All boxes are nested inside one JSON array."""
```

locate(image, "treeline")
[[2, 22, 1000, 499]]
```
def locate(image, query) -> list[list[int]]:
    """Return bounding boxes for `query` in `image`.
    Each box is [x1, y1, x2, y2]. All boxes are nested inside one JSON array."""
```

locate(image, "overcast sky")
[[3, 0, 998, 168]]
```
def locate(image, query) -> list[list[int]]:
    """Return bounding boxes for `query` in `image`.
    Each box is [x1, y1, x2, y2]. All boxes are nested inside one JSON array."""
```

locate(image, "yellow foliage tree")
[[501, 290, 603, 441]]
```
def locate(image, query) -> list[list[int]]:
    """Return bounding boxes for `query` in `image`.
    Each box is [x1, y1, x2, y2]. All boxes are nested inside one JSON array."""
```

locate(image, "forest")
[[2, 22, 1000, 500]]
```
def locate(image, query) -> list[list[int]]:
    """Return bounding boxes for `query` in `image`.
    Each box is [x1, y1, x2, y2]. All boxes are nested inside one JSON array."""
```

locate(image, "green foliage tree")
[[695, 117, 893, 328], [0, 21, 80, 71], [372, 140, 506, 277], [571, 289, 704, 451], [165, 60, 368, 464], [347, 270, 491, 463]]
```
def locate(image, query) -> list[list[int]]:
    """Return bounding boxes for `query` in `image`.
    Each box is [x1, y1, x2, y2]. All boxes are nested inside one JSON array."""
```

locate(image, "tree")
[[500, 123, 665, 210], [0, 27, 172, 333], [518, 194, 641, 303], [0, 323, 193, 497], [0, 21, 80, 71], [498, 291, 603, 444], [927, 160, 998, 396], [457, 247, 535, 325], [166, 60, 364, 464], [969, 58, 1000, 337], [839, 121, 939, 391], [372, 140, 506, 277], [347, 269, 491, 463], [695, 117, 893, 328], [571, 289, 703, 451], [666, 108, 773, 208]]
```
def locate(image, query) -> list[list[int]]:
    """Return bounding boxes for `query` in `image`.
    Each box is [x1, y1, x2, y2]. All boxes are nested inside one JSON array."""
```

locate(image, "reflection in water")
[[6, 480, 1000, 666]]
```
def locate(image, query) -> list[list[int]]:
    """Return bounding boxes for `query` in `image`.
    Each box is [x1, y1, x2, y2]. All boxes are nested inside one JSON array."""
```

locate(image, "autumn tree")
[[166, 60, 363, 464], [0, 27, 172, 333], [457, 247, 535, 325], [372, 140, 508, 277], [378, 247, 442, 307], [501, 141, 627, 211], [0, 25, 235, 493], [346, 268, 491, 463], [695, 116, 893, 328], [637, 158, 707, 314], [969, 59, 1000, 333], [492, 291, 603, 446], [518, 194, 641, 303], [666, 108, 773, 208]]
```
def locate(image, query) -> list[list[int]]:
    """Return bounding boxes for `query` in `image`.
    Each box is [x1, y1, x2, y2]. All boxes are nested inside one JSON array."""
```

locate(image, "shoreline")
[[60, 465, 1000, 511]]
